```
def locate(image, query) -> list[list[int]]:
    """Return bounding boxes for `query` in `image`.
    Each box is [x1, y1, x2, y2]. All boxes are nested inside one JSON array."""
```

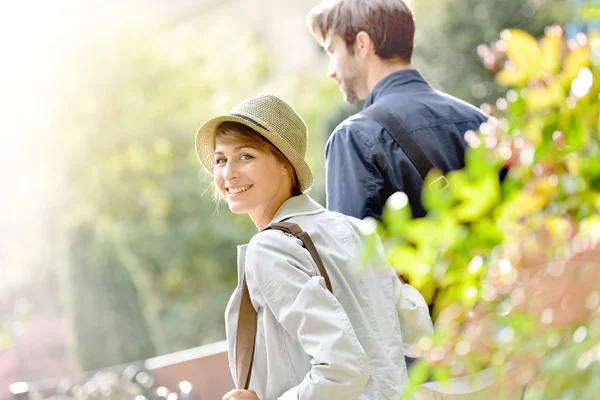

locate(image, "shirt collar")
[[270, 194, 325, 223], [363, 68, 430, 108]]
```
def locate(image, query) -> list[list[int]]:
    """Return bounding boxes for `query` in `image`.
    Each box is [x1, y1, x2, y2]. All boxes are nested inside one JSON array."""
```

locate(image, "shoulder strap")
[[235, 221, 331, 390], [266, 221, 333, 293], [362, 103, 437, 180], [235, 277, 257, 390]]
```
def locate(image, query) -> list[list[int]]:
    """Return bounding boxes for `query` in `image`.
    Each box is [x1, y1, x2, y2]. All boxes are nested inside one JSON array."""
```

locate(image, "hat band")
[[230, 113, 270, 131]]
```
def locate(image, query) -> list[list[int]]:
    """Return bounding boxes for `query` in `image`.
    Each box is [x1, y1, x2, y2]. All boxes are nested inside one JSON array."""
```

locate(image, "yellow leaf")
[[540, 26, 563, 74], [563, 45, 591, 81], [495, 192, 550, 222], [416, 279, 436, 305], [532, 176, 558, 197], [497, 67, 531, 87], [522, 116, 546, 145], [545, 217, 572, 242], [497, 29, 542, 86], [564, 153, 581, 175], [524, 81, 565, 111]]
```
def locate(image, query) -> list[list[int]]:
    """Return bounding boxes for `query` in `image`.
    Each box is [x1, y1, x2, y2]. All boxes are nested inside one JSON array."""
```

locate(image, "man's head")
[[307, 0, 415, 103]]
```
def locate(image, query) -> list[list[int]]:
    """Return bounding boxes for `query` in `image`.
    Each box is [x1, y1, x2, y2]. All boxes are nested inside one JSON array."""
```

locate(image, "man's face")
[[324, 34, 367, 104]]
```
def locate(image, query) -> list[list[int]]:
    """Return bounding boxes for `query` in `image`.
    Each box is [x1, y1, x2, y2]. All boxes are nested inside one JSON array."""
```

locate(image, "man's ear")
[[355, 31, 373, 57]]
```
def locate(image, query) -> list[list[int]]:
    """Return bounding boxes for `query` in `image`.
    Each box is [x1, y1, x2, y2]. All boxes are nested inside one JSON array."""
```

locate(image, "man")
[[305, 2, 505, 398], [306, 0, 487, 220]]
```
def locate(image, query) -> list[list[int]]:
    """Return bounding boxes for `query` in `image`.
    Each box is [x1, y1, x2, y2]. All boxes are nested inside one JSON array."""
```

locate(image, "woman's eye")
[[215, 157, 226, 165], [240, 154, 254, 161]]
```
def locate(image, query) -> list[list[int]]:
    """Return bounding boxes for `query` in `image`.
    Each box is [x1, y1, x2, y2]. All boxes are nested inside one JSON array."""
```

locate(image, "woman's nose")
[[223, 160, 238, 181]]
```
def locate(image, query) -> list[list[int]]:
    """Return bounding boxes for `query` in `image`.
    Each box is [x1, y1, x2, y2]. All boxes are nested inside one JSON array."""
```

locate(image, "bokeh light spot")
[[359, 217, 378, 236], [474, 4, 489, 20], [468, 255, 484, 274], [573, 326, 588, 344], [541, 308, 553, 324], [386, 192, 409, 210], [586, 291, 600, 310], [578, 352, 593, 370], [456, 340, 470, 356]]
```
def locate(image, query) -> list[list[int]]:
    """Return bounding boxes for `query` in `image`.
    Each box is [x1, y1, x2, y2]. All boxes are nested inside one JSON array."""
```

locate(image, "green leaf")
[[508, 88, 526, 119], [361, 230, 380, 266], [388, 245, 432, 275], [432, 366, 452, 385], [403, 218, 445, 249], [448, 171, 501, 222], [471, 217, 504, 249], [440, 254, 470, 287], [422, 169, 455, 212], [382, 192, 413, 235], [466, 145, 498, 181], [401, 360, 431, 400]]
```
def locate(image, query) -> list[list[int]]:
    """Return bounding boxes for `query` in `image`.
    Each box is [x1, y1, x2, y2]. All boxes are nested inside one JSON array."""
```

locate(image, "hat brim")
[[195, 114, 313, 193]]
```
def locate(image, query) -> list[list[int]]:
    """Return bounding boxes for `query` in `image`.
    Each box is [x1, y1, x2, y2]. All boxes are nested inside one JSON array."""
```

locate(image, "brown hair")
[[307, 0, 415, 63], [214, 122, 302, 197]]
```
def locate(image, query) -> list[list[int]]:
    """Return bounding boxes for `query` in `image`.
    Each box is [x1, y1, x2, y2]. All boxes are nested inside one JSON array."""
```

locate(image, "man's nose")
[[328, 61, 336, 79]]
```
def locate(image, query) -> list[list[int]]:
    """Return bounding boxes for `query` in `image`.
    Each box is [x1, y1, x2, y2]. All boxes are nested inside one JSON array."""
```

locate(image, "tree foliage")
[[412, 0, 574, 105], [368, 8, 600, 398], [63, 225, 156, 370]]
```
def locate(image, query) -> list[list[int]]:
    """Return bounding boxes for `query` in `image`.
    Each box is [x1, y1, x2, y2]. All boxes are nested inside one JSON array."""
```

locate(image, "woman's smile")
[[227, 185, 253, 196]]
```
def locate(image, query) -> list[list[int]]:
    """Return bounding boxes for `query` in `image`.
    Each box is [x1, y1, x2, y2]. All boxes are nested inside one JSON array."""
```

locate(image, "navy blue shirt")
[[325, 69, 487, 220]]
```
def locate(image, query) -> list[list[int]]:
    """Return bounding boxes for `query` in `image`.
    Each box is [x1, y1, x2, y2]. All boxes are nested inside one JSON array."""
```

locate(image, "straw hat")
[[195, 94, 313, 192]]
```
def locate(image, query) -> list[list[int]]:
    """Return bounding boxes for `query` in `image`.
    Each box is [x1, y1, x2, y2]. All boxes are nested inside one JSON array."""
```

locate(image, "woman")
[[194, 94, 432, 400]]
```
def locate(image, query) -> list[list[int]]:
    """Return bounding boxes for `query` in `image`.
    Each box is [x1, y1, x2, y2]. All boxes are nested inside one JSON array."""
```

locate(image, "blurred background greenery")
[[0, 0, 587, 387]]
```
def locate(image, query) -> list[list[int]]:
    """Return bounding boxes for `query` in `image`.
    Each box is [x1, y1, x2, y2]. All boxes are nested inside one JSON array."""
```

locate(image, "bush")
[[368, 7, 600, 398]]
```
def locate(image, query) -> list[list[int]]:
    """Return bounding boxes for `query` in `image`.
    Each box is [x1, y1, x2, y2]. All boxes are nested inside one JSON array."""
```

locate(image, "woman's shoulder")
[[247, 228, 304, 259], [245, 227, 316, 277], [299, 209, 372, 237]]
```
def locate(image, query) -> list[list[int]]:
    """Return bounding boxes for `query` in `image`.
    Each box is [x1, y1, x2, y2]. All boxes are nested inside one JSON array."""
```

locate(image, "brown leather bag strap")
[[235, 221, 332, 390], [235, 277, 257, 389], [267, 221, 333, 293]]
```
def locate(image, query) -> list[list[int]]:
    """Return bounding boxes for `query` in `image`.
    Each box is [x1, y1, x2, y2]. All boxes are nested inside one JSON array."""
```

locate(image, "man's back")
[[326, 69, 487, 220]]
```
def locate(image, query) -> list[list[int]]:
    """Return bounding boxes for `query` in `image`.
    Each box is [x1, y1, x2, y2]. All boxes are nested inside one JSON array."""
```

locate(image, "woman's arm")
[[245, 230, 369, 400]]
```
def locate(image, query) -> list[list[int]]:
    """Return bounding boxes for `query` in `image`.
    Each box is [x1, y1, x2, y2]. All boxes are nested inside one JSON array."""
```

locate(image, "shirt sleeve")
[[325, 126, 385, 220], [245, 231, 369, 400]]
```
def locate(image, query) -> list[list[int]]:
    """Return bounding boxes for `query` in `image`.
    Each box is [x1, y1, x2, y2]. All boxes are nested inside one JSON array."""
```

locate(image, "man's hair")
[[306, 0, 415, 63], [214, 121, 302, 196]]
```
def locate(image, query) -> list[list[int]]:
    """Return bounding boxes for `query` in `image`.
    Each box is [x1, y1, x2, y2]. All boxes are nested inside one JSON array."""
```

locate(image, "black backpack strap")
[[362, 103, 437, 181]]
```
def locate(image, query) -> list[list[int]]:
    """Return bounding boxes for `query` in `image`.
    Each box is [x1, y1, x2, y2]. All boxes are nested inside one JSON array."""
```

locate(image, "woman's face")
[[214, 138, 293, 229]]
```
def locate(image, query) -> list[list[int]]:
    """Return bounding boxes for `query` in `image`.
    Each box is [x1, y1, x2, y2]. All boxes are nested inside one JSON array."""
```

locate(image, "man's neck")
[[366, 61, 411, 94]]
